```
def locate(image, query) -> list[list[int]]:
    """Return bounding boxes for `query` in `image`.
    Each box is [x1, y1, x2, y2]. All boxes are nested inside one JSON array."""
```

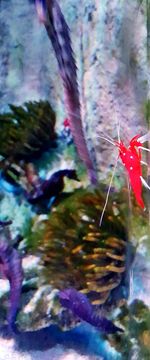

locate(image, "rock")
[[18, 286, 59, 331], [0, 0, 147, 177]]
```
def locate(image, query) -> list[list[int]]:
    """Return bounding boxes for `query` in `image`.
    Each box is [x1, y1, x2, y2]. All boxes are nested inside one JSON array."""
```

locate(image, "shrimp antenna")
[[127, 175, 132, 212], [140, 176, 150, 190], [99, 156, 119, 227], [139, 146, 150, 152], [116, 119, 121, 144], [99, 117, 120, 226], [101, 131, 115, 142], [98, 113, 122, 227], [97, 135, 116, 146], [138, 132, 150, 144], [141, 160, 148, 166]]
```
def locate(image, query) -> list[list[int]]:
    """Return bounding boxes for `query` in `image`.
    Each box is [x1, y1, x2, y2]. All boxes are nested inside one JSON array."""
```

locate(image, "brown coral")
[[28, 188, 129, 307]]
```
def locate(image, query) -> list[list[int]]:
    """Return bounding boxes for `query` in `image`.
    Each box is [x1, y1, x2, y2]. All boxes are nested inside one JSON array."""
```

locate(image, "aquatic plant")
[[108, 300, 150, 360], [0, 100, 56, 161], [26, 188, 129, 309]]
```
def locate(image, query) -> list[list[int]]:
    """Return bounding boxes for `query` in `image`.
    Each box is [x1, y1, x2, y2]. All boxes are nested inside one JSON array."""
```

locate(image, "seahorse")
[[0, 229, 23, 332], [59, 288, 123, 334], [25, 168, 79, 204], [35, 0, 97, 184]]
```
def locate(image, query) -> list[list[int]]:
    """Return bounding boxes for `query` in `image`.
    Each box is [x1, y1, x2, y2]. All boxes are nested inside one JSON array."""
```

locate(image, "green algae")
[[108, 300, 150, 360], [0, 100, 56, 161]]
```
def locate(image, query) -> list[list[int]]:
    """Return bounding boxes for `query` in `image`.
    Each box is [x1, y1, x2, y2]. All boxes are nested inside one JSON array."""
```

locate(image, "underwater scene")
[[0, 0, 150, 359]]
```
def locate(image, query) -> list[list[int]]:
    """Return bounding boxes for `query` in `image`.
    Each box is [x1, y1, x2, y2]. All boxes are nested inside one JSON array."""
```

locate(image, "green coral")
[[26, 188, 129, 307], [0, 100, 57, 160], [108, 300, 150, 360]]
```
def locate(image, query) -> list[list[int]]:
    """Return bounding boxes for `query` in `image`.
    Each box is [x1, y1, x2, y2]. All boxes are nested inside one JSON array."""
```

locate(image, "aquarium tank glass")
[[0, 1, 150, 359]]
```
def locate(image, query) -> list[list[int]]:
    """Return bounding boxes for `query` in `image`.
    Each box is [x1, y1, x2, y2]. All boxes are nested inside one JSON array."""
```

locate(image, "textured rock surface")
[[0, 0, 148, 176]]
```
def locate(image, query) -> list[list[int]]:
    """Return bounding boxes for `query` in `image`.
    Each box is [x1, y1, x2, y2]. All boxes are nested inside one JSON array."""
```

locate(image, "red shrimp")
[[115, 135, 144, 209], [99, 132, 150, 226]]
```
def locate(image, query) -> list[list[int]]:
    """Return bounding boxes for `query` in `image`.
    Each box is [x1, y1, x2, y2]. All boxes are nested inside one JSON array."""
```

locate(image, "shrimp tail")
[[35, 0, 97, 184]]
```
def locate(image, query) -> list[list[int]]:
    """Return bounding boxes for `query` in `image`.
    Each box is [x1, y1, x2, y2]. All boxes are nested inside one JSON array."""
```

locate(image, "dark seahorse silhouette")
[[26, 168, 80, 204], [0, 220, 12, 227], [35, 0, 97, 184], [59, 288, 123, 334], [0, 228, 23, 332]]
